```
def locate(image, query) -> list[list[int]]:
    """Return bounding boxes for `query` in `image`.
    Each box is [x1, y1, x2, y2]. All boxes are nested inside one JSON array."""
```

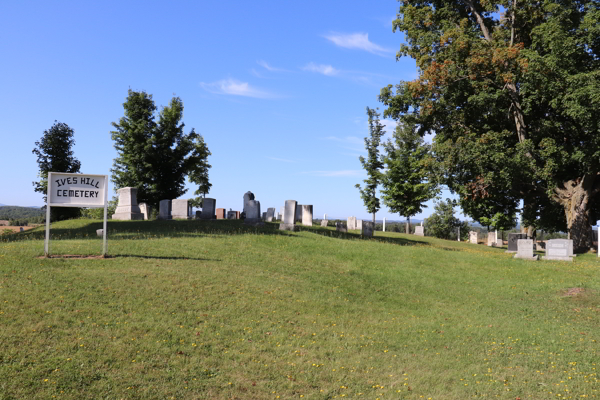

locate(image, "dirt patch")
[[562, 287, 585, 297], [37, 254, 110, 259], [0, 226, 36, 233]]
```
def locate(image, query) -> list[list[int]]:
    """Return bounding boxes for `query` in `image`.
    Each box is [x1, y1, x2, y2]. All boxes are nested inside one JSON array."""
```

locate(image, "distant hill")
[[0, 206, 45, 220]]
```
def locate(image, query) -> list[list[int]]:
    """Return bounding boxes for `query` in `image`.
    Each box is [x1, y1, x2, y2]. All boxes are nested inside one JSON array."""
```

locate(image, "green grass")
[[0, 219, 599, 399]]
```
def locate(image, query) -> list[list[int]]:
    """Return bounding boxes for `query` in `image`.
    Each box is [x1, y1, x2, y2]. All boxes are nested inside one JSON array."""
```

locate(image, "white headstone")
[[514, 239, 538, 260], [347, 216, 357, 230], [302, 205, 313, 226], [112, 187, 143, 220], [172, 199, 190, 219], [266, 207, 275, 222], [469, 231, 478, 244], [356, 219, 363, 231], [139, 202, 150, 220], [542, 239, 574, 261], [383, 217, 386, 232], [279, 200, 298, 231], [415, 226, 424, 236]]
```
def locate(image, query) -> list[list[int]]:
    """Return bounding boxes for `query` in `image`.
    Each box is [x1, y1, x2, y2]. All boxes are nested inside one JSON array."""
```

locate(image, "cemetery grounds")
[[0, 219, 598, 399]]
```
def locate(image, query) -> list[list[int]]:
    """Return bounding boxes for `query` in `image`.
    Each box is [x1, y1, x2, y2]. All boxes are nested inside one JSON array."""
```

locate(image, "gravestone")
[[266, 208, 275, 222], [244, 200, 263, 225], [296, 204, 303, 222], [320, 220, 328, 227], [19, 227, 24, 232], [139, 203, 150, 220], [200, 198, 216, 219], [112, 187, 143, 220], [469, 231, 478, 244], [158, 199, 172, 220], [356, 219, 363, 231], [195, 210, 201, 219], [487, 233, 496, 247], [280, 207, 285, 220], [506, 233, 527, 252], [336, 221, 347, 233], [362, 221, 374, 237], [414, 226, 424, 236], [96, 229, 103, 237], [496, 230, 503, 247], [383, 217, 386, 232], [347, 216, 357, 230], [302, 205, 313, 226], [262, 212, 267, 220], [279, 200, 298, 231], [216, 208, 226, 219], [514, 239, 538, 260], [172, 199, 190, 219], [542, 239, 574, 261], [227, 210, 237, 219], [243, 191, 255, 214]]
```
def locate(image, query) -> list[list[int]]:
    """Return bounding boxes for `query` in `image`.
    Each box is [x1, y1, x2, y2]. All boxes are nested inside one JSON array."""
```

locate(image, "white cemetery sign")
[[46, 172, 108, 256]]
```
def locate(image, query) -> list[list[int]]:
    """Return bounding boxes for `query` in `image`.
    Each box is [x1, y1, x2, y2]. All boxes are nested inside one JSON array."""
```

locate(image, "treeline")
[[0, 206, 44, 221]]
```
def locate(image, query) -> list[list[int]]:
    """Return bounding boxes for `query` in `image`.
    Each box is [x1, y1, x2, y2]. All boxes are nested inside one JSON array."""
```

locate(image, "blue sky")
[[0, 0, 460, 221]]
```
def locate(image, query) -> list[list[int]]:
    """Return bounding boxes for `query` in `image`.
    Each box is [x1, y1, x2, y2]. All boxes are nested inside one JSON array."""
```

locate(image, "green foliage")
[[381, 121, 438, 224], [0, 206, 44, 220], [79, 196, 118, 219], [425, 199, 469, 240], [111, 90, 211, 211], [32, 121, 82, 221], [380, 0, 600, 248], [355, 108, 385, 221]]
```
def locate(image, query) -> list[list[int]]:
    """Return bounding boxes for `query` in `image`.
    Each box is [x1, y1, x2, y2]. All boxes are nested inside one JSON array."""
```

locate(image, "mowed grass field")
[[0, 219, 598, 400]]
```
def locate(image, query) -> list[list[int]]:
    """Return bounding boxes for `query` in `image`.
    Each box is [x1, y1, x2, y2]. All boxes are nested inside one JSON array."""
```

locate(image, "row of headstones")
[[468, 231, 503, 246], [512, 237, 575, 261]]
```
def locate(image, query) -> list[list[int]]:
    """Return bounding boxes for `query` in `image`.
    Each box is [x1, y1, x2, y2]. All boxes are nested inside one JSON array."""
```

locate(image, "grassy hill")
[[0, 219, 598, 399]]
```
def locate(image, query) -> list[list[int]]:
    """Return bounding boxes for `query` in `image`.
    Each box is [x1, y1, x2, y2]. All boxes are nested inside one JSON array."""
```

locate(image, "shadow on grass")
[[115, 254, 221, 261], [2, 218, 447, 251]]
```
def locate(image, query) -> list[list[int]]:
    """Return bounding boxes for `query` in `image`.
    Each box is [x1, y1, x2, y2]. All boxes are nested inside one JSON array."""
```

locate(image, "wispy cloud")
[[300, 170, 364, 177], [199, 78, 276, 99], [267, 157, 295, 163], [324, 32, 393, 56], [302, 62, 339, 76], [257, 60, 289, 72]]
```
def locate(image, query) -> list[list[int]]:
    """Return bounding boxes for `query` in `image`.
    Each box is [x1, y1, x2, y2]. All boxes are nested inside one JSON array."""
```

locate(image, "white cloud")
[[257, 60, 287, 72], [324, 32, 393, 56], [302, 62, 339, 76], [301, 170, 363, 177], [199, 78, 276, 99]]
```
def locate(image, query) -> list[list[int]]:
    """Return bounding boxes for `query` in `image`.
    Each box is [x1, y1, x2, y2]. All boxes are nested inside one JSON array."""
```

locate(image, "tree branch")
[[463, 0, 493, 41]]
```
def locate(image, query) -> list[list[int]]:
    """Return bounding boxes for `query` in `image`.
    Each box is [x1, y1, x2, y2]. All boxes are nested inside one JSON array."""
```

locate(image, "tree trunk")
[[372, 212, 376, 224], [406, 217, 410, 234], [554, 175, 598, 253]]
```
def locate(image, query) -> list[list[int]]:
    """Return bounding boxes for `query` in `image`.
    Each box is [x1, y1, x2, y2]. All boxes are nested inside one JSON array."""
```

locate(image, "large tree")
[[32, 121, 82, 221], [111, 90, 211, 210], [381, 121, 438, 233], [380, 0, 600, 252], [425, 199, 469, 240], [356, 107, 386, 224]]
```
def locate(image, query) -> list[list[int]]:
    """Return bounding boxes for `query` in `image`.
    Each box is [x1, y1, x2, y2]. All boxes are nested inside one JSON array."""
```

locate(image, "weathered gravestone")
[[356, 219, 363, 231], [296, 204, 303, 222], [336, 221, 347, 233], [96, 229, 103, 237], [302, 205, 313, 226], [280, 207, 285, 220], [216, 208, 226, 219], [139, 203, 151, 220], [112, 187, 143, 220], [347, 216, 357, 230], [362, 221, 374, 237], [469, 231, 478, 244], [19, 227, 24, 232], [414, 226, 424, 236], [320, 220, 329, 227], [266, 208, 275, 222], [172, 199, 191, 219], [487, 233, 496, 247], [279, 200, 298, 231], [244, 200, 263, 225], [506, 233, 527, 253], [158, 199, 172, 220], [200, 198, 216, 219], [542, 239, 574, 261], [227, 210, 237, 219], [514, 239, 538, 260], [262, 212, 267, 221], [243, 191, 254, 215]]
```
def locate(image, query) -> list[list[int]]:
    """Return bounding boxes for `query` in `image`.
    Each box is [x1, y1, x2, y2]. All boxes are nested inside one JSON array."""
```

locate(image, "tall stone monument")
[[200, 198, 216, 219], [243, 191, 255, 215], [244, 200, 263, 225], [347, 216, 357, 230], [279, 200, 298, 231], [302, 205, 313, 226], [112, 187, 143, 220], [296, 204, 303, 222]]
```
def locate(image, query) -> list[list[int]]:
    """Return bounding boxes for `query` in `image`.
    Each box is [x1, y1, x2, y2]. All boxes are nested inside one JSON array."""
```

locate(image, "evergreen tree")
[[111, 90, 211, 210], [32, 121, 81, 221], [425, 199, 469, 241], [355, 107, 385, 224], [381, 121, 438, 233]]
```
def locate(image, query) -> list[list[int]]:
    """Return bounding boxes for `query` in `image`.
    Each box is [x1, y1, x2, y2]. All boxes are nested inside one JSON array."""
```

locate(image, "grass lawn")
[[0, 219, 598, 399]]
